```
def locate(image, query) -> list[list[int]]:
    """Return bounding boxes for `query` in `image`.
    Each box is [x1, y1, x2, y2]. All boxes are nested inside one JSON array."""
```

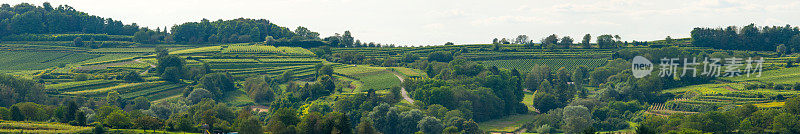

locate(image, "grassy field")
[[0, 121, 93, 133], [335, 66, 401, 91], [478, 114, 537, 132]]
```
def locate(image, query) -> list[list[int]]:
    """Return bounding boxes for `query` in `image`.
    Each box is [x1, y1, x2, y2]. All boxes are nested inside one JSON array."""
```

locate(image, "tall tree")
[[559, 36, 573, 48], [342, 31, 354, 47], [581, 34, 591, 48]]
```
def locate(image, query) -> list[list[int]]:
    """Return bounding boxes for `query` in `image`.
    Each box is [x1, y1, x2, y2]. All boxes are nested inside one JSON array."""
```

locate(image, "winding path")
[[393, 73, 415, 104]]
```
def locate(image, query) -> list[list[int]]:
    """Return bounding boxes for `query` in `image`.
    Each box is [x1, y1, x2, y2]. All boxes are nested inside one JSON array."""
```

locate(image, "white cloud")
[[470, 15, 560, 26], [426, 9, 467, 18]]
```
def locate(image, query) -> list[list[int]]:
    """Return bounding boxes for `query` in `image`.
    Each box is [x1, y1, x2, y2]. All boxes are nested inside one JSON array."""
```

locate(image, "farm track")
[[393, 73, 414, 104], [134, 59, 155, 75]]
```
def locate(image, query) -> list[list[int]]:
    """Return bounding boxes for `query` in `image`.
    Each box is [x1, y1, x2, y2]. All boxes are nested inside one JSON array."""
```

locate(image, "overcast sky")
[[5, 0, 800, 46]]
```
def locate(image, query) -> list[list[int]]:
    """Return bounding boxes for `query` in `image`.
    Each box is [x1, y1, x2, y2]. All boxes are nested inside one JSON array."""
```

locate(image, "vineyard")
[[480, 59, 607, 72], [656, 66, 800, 115], [334, 65, 401, 91], [0, 51, 101, 70], [222, 45, 315, 56], [331, 44, 614, 60]]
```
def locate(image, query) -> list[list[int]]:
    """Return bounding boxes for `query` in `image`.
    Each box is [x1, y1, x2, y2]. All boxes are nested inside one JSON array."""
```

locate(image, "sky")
[[4, 0, 800, 46]]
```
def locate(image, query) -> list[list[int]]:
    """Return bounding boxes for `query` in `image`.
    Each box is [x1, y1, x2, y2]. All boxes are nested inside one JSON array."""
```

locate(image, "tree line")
[[691, 24, 800, 52], [0, 3, 141, 37]]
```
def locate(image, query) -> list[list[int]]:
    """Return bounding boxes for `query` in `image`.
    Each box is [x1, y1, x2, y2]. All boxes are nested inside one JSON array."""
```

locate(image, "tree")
[[442, 126, 459, 134], [10, 106, 22, 121], [524, 64, 550, 90], [571, 65, 589, 85], [239, 117, 264, 134], [295, 26, 320, 40], [280, 70, 294, 83], [73, 37, 84, 47], [444, 42, 455, 45], [315, 65, 333, 79], [771, 113, 800, 134], [461, 119, 482, 134], [542, 34, 559, 46], [786, 97, 800, 115], [74, 73, 90, 81], [133, 116, 162, 132], [155, 46, 169, 59], [94, 124, 106, 134], [199, 73, 235, 97], [402, 53, 420, 63], [777, 44, 788, 56], [537, 124, 553, 134], [665, 36, 674, 44], [106, 91, 121, 106], [187, 88, 212, 104], [790, 34, 800, 53], [156, 55, 185, 82], [559, 36, 573, 48], [356, 117, 379, 134], [129, 96, 150, 110], [581, 34, 591, 48], [267, 108, 300, 132], [428, 51, 453, 62], [342, 31, 354, 47], [516, 35, 529, 44], [104, 110, 131, 129], [74, 111, 87, 126], [243, 78, 274, 104], [493, 42, 501, 51], [562, 106, 593, 134], [417, 116, 444, 134], [597, 35, 616, 48]]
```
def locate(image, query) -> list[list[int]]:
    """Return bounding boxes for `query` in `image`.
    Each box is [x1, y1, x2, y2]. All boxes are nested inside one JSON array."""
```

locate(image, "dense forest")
[[0, 3, 140, 37], [691, 24, 800, 52]]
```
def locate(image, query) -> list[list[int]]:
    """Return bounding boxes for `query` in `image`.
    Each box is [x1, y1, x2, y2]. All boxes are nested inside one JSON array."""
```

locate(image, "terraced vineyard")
[[481, 58, 607, 72], [0, 51, 101, 70], [656, 66, 800, 115], [222, 45, 315, 56], [331, 44, 614, 60]]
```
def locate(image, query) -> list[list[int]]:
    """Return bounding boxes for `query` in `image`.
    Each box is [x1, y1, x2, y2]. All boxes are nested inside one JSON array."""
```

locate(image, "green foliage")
[[428, 51, 453, 62], [561, 106, 593, 134], [104, 110, 131, 129], [597, 35, 616, 49], [171, 18, 295, 43], [0, 74, 45, 107], [157, 55, 186, 82], [242, 77, 275, 104], [199, 73, 235, 97], [524, 64, 551, 90], [187, 88, 212, 104], [238, 116, 263, 134], [786, 97, 800, 115], [356, 117, 379, 134], [0, 3, 140, 37], [692, 24, 800, 51], [418, 116, 444, 134]]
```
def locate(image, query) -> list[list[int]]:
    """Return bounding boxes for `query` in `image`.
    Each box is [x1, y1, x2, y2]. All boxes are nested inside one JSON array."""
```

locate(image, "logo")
[[631, 56, 653, 78]]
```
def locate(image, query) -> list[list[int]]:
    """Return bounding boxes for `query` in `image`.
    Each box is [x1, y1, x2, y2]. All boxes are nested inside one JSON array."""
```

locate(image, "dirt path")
[[134, 59, 156, 75], [393, 73, 415, 104]]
